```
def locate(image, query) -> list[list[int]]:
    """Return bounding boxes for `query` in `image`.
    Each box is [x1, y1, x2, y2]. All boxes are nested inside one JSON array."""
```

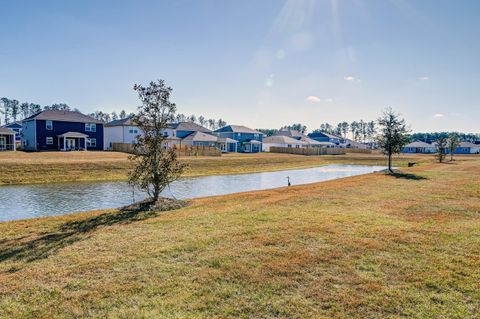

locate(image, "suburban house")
[[402, 141, 437, 153], [274, 130, 334, 148], [455, 142, 480, 154], [215, 125, 263, 153], [0, 127, 16, 151], [104, 117, 143, 150], [262, 135, 307, 152], [104, 119, 237, 152], [1, 121, 22, 146], [21, 110, 104, 151], [308, 132, 344, 145]]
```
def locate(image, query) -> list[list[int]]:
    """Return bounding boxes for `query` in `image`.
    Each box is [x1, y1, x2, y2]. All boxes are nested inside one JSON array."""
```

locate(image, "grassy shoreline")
[[1, 156, 479, 318], [0, 151, 427, 185]]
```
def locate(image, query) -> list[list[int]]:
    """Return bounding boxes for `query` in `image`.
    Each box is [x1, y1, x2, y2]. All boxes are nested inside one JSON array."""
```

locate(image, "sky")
[[1, 0, 479, 133]]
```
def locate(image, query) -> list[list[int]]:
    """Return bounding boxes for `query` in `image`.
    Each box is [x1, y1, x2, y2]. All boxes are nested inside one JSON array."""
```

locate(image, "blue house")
[[22, 110, 104, 151], [169, 122, 213, 138], [215, 125, 263, 152], [1, 121, 22, 145], [307, 132, 344, 145]]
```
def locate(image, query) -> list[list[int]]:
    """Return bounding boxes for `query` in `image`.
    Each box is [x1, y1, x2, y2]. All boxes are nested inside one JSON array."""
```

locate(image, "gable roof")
[[182, 131, 218, 142], [263, 135, 307, 145], [0, 127, 15, 135], [275, 129, 307, 139], [459, 141, 479, 148], [404, 141, 435, 148], [299, 136, 323, 145], [105, 117, 136, 127], [215, 125, 263, 135], [1, 121, 22, 129], [23, 110, 103, 124], [170, 122, 212, 133]]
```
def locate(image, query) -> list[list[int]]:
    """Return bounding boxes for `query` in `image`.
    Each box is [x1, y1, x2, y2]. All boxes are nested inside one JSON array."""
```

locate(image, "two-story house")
[[214, 125, 263, 153], [21, 110, 104, 151]]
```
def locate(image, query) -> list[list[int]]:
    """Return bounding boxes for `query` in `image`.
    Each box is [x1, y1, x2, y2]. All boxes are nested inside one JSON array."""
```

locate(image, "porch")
[[0, 129, 16, 151], [217, 137, 238, 153], [241, 140, 262, 153], [57, 132, 89, 151]]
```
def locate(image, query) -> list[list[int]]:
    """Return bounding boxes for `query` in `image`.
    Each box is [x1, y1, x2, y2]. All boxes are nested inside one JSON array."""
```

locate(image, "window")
[[129, 126, 138, 134], [46, 137, 53, 145], [254, 133, 259, 138], [46, 120, 53, 130], [85, 123, 96, 132], [87, 138, 96, 148]]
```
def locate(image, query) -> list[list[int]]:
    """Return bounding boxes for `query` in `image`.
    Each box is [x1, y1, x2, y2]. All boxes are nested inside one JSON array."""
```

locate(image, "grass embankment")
[[1, 156, 479, 318], [0, 151, 424, 185]]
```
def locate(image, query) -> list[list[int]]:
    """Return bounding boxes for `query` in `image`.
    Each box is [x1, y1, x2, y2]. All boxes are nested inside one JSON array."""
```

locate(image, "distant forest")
[[0, 97, 227, 131], [409, 132, 480, 143]]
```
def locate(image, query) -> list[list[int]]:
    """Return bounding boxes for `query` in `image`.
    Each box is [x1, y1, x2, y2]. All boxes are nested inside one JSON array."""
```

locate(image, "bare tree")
[[447, 133, 460, 161], [435, 137, 448, 163], [376, 107, 410, 173], [128, 80, 186, 202]]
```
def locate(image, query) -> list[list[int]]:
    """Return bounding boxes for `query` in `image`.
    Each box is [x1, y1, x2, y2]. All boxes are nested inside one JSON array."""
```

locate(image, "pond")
[[0, 164, 387, 221]]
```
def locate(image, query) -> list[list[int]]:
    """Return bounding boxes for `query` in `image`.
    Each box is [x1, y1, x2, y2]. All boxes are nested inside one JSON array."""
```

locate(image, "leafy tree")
[[282, 123, 307, 134], [217, 118, 226, 129], [128, 80, 186, 202], [10, 99, 19, 121], [376, 107, 410, 173], [447, 133, 460, 161], [208, 118, 216, 130], [367, 121, 376, 142], [29, 103, 42, 116], [1, 98, 10, 124], [198, 115, 205, 127], [111, 112, 119, 121], [257, 128, 278, 137], [189, 114, 197, 123], [119, 110, 127, 119], [435, 137, 448, 163], [340, 121, 349, 138], [20, 102, 30, 119]]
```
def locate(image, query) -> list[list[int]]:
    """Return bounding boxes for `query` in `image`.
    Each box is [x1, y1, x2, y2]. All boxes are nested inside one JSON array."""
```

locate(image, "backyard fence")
[[111, 143, 221, 157], [269, 147, 346, 156]]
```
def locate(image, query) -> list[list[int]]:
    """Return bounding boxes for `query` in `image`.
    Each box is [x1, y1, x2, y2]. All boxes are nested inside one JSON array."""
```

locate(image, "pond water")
[[0, 164, 387, 222]]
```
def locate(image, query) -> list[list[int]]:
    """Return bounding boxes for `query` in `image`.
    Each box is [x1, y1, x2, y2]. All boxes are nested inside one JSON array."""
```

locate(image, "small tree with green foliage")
[[376, 107, 410, 173], [435, 137, 448, 163], [128, 80, 186, 202], [447, 133, 460, 161]]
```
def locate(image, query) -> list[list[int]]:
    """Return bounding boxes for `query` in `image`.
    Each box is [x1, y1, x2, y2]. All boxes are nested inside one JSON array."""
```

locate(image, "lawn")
[[0, 151, 426, 185], [0, 156, 479, 318]]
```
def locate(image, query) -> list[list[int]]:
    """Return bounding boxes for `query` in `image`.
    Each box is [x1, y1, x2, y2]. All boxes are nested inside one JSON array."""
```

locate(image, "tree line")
[[312, 120, 377, 143], [409, 132, 479, 143], [0, 97, 228, 130]]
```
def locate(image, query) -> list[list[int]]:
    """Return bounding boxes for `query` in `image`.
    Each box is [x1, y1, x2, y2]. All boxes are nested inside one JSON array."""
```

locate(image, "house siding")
[[21, 120, 37, 151], [34, 120, 104, 151], [216, 131, 262, 153]]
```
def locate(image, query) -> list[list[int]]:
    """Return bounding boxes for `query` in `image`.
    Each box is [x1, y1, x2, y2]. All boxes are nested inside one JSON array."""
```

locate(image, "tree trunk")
[[388, 152, 393, 173]]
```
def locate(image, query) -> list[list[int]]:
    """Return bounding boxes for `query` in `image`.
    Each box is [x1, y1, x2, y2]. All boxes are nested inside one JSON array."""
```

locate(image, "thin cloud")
[[433, 113, 444, 118], [344, 76, 355, 81], [419, 76, 430, 81], [306, 95, 321, 102]]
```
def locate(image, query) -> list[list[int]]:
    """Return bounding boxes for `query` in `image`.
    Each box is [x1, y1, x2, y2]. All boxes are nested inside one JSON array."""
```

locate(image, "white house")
[[104, 117, 143, 150], [262, 135, 307, 152], [402, 141, 436, 153]]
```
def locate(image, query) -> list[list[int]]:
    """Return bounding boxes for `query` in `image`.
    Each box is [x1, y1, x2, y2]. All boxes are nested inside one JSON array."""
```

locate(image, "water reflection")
[[0, 165, 386, 221]]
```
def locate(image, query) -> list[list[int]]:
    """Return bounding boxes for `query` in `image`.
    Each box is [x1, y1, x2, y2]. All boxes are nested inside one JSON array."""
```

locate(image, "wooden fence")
[[269, 147, 346, 156], [112, 143, 221, 156]]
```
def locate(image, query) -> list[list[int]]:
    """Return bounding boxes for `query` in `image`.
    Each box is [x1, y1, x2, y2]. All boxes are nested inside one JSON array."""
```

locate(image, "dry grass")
[[0, 151, 426, 185], [1, 156, 479, 318]]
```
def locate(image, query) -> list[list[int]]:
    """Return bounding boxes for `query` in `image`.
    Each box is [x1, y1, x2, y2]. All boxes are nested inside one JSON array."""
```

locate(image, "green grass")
[[1, 156, 479, 318], [0, 151, 426, 185]]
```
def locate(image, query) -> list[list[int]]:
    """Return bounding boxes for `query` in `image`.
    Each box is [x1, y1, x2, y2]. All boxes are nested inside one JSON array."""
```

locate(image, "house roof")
[[170, 122, 212, 133], [105, 117, 136, 127], [182, 131, 218, 142], [1, 121, 22, 128], [246, 139, 262, 144], [57, 131, 89, 138], [0, 127, 15, 135], [23, 110, 103, 124], [216, 125, 263, 135], [298, 136, 323, 145], [263, 135, 307, 145], [459, 142, 479, 148], [308, 131, 342, 139], [275, 129, 307, 139], [405, 141, 435, 148]]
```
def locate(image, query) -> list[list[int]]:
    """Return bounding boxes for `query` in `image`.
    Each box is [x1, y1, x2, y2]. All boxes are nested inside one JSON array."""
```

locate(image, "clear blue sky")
[[1, 0, 479, 133]]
